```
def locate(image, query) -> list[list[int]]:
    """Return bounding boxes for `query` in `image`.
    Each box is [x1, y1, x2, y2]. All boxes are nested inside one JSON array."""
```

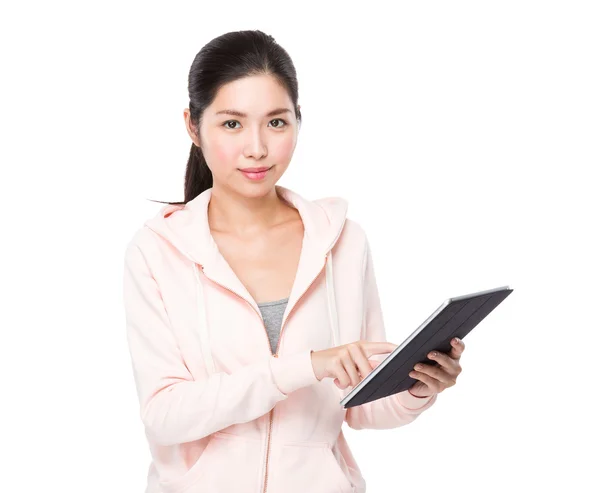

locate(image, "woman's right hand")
[[310, 341, 398, 389]]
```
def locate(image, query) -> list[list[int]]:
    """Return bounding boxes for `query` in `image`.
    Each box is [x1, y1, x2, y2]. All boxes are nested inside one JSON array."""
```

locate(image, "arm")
[[344, 235, 438, 430], [123, 240, 319, 446]]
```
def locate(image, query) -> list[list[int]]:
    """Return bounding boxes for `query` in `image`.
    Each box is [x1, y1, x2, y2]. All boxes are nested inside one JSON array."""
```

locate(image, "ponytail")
[[183, 142, 213, 203]]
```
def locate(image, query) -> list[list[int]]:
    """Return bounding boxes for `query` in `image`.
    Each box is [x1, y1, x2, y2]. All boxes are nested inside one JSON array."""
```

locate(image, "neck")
[[207, 184, 289, 237]]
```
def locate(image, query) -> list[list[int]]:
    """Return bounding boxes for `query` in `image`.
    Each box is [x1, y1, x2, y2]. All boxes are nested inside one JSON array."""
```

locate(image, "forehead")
[[209, 74, 292, 116]]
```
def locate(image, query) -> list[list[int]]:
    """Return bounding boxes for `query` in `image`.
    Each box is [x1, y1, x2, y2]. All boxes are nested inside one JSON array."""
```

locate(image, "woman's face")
[[184, 74, 299, 198]]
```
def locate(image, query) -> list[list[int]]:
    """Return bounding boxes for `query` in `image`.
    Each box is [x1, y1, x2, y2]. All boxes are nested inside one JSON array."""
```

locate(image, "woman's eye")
[[269, 118, 287, 128], [222, 119, 288, 130], [223, 120, 241, 129]]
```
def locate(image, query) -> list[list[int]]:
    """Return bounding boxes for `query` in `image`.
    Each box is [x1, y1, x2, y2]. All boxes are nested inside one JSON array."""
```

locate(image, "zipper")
[[197, 264, 282, 493], [198, 248, 335, 493], [262, 255, 328, 493]]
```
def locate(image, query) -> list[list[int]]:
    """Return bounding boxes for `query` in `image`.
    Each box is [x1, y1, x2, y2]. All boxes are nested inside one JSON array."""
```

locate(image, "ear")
[[183, 108, 201, 147]]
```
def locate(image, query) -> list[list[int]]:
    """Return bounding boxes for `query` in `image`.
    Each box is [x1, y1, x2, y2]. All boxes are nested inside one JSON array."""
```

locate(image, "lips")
[[240, 166, 272, 172], [239, 166, 273, 181]]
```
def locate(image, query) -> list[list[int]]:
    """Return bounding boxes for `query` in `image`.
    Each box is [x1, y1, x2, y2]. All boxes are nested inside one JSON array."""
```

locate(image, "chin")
[[239, 182, 278, 198], [219, 179, 274, 199]]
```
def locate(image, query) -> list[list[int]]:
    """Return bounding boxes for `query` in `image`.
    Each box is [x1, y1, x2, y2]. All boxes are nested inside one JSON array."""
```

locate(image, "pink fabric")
[[408, 388, 434, 399], [123, 185, 437, 493]]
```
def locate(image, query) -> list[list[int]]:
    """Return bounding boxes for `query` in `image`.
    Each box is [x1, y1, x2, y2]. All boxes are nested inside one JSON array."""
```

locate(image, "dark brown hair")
[[149, 30, 302, 206]]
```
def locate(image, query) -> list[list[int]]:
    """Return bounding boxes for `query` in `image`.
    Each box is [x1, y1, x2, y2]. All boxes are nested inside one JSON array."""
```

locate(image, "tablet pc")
[[340, 285, 513, 409]]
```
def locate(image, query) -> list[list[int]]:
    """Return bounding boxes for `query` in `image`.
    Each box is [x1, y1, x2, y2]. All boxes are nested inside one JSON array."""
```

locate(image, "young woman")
[[123, 30, 465, 493]]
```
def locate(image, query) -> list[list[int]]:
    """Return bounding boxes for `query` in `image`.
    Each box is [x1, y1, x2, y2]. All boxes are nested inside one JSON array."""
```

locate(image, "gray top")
[[257, 297, 289, 355]]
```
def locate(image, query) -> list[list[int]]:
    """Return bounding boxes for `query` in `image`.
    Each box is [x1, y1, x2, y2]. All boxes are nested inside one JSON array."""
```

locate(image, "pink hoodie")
[[123, 185, 437, 493]]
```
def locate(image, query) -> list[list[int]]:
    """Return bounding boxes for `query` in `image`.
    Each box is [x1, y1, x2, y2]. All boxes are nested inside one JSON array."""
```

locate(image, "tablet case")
[[341, 285, 513, 409]]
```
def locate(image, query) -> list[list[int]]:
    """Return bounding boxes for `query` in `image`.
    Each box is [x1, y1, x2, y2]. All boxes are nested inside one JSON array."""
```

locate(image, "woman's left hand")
[[407, 337, 465, 398]]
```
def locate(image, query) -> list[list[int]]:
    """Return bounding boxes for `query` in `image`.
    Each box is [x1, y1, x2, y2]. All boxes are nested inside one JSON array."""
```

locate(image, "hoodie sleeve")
[[344, 235, 438, 430], [123, 240, 319, 447]]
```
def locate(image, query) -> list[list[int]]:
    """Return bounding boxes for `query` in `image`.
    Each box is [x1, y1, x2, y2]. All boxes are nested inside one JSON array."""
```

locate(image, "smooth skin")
[[183, 74, 304, 305], [182, 73, 465, 400]]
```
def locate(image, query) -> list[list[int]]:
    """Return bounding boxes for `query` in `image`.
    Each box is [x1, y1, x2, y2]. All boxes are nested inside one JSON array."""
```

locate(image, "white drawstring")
[[191, 251, 342, 394], [193, 263, 216, 375], [325, 250, 346, 399], [325, 250, 340, 348]]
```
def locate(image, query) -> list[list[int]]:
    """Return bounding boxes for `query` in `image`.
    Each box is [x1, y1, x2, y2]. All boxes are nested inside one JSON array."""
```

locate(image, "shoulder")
[[334, 217, 370, 269], [340, 217, 369, 248], [342, 217, 367, 238], [123, 225, 163, 268]]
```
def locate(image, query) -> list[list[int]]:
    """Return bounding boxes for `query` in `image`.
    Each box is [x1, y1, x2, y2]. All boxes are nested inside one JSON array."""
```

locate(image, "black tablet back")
[[342, 286, 513, 408]]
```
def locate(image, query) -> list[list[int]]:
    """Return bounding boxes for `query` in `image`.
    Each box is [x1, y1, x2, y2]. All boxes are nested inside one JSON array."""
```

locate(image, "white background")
[[1, 1, 598, 492]]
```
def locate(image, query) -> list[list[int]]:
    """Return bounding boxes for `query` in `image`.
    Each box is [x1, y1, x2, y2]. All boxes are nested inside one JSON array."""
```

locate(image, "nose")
[[244, 126, 268, 160]]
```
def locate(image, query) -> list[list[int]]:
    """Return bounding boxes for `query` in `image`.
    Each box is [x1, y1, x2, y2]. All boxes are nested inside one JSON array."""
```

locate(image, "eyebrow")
[[214, 108, 293, 118]]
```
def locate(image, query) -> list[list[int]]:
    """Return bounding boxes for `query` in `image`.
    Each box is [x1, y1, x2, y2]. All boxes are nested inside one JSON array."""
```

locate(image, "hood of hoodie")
[[143, 185, 349, 330]]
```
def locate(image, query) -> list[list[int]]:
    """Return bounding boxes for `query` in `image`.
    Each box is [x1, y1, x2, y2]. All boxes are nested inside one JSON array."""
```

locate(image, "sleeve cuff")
[[396, 389, 437, 411], [270, 349, 320, 395]]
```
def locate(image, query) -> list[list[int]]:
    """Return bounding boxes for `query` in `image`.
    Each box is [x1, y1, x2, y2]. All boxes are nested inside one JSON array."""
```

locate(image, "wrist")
[[309, 350, 321, 381]]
